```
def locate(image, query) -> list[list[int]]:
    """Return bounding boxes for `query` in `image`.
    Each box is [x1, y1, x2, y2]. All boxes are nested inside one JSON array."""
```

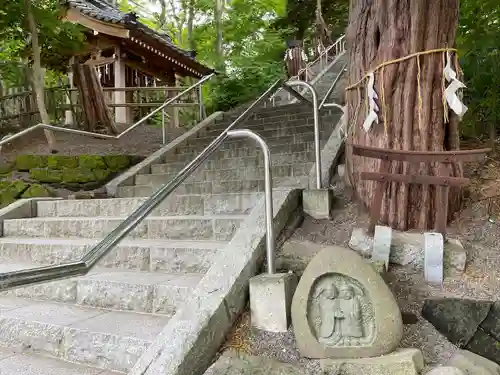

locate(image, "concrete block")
[[303, 189, 333, 220], [320, 348, 424, 375], [0, 197, 61, 236], [424, 232, 444, 285], [249, 272, 298, 332], [349, 228, 467, 276], [372, 225, 392, 271]]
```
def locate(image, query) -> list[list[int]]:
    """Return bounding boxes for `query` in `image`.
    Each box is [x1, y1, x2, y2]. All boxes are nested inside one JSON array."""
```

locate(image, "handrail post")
[[227, 129, 275, 274], [198, 84, 204, 120], [162, 108, 166, 144], [285, 80, 321, 189]]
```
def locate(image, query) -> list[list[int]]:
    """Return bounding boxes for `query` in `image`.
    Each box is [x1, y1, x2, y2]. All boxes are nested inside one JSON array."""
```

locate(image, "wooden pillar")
[[114, 47, 131, 124], [65, 57, 76, 126], [166, 69, 179, 129]]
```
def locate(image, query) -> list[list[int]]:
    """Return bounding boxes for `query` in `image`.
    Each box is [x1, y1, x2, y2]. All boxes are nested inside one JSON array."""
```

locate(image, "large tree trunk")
[[24, 0, 57, 152], [345, 0, 463, 231]]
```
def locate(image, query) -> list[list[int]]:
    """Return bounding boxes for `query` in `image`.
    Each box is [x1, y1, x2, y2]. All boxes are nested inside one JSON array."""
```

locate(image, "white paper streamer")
[[443, 52, 468, 119], [301, 50, 308, 62], [362, 72, 380, 132]]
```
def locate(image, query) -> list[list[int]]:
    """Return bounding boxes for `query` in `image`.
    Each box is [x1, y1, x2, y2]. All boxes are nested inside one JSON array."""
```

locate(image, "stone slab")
[[0, 350, 110, 375], [447, 349, 500, 375], [249, 272, 297, 332], [349, 228, 373, 257], [425, 367, 465, 375], [303, 189, 333, 220], [320, 348, 424, 375], [421, 298, 492, 347], [276, 240, 325, 276], [307, 113, 344, 190], [464, 329, 500, 365], [372, 226, 392, 271], [424, 233, 444, 285], [0, 197, 62, 236], [479, 301, 500, 342], [204, 350, 309, 375], [349, 229, 467, 275], [291, 245, 403, 359]]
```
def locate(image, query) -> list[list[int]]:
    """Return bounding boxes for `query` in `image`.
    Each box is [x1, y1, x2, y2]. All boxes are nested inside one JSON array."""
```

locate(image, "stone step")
[[173, 136, 328, 156], [164, 149, 314, 167], [3, 215, 246, 241], [145, 163, 313, 183], [183, 130, 330, 149], [203, 115, 337, 136], [0, 237, 225, 273], [0, 262, 201, 315], [162, 151, 315, 170], [0, 348, 115, 375], [0, 296, 169, 372], [37, 193, 262, 217], [214, 103, 313, 123], [116, 176, 309, 197], [169, 143, 316, 161]]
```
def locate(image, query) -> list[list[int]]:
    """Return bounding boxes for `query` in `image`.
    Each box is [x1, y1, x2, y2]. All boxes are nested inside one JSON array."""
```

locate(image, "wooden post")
[[114, 47, 131, 124], [65, 57, 76, 126], [166, 69, 178, 131]]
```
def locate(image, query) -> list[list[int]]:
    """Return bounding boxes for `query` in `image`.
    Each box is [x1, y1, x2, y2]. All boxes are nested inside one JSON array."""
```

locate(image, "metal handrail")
[[293, 35, 346, 83], [0, 73, 216, 150], [319, 62, 348, 110], [270, 35, 346, 104], [227, 129, 275, 273], [284, 81, 321, 189], [0, 79, 283, 292], [0, 70, 328, 290]]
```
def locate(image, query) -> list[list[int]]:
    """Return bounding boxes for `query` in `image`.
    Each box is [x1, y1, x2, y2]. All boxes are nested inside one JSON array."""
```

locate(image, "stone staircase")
[[0, 98, 343, 373], [272, 53, 347, 107]]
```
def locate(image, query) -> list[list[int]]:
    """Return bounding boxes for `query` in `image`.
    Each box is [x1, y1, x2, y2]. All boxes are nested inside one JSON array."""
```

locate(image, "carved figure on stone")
[[333, 284, 363, 342], [292, 245, 403, 359], [308, 273, 374, 348]]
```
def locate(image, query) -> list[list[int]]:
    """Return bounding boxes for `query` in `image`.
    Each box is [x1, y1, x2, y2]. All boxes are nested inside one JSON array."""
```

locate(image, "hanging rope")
[[345, 48, 458, 91], [344, 47, 467, 137]]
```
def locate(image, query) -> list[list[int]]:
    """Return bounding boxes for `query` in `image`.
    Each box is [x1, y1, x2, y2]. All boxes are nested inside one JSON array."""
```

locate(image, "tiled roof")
[[65, 0, 212, 73]]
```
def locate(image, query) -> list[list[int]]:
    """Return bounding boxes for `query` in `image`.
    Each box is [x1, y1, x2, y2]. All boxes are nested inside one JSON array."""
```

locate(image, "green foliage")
[[0, 0, 85, 87], [15, 154, 48, 171], [29, 167, 62, 183], [47, 155, 79, 169], [78, 155, 107, 170], [103, 155, 132, 172], [21, 183, 53, 198], [457, 0, 500, 139]]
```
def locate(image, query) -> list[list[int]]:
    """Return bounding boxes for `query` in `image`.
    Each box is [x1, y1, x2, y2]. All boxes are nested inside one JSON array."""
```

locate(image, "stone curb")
[[105, 111, 224, 196], [307, 113, 344, 190], [0, 197, 63, 236], [129, 188, 300, 375]]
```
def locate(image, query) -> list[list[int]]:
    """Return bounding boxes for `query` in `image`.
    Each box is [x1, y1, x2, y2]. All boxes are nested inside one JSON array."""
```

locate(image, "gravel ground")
[[0, 123, 173, 163], [221, 176, 500, 373]]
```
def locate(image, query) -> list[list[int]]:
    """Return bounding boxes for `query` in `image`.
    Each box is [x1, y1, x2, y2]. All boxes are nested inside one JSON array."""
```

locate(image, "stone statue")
[[291, 246, 403, 359], [314, 281, 364, 346], [334, 284, 363, 341], [314, 282, 341, 344]]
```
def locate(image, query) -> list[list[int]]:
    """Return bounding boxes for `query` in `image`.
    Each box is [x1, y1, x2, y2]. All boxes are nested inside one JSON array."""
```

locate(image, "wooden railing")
[[0, 85, 202, 138]]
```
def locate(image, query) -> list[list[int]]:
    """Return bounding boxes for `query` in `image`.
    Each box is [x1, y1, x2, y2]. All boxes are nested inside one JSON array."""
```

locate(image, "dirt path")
[[0, 123, 183, 163]]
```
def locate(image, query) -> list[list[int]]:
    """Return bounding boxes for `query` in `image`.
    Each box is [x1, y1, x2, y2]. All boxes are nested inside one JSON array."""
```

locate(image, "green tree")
[[457, 0, 500, 148]]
